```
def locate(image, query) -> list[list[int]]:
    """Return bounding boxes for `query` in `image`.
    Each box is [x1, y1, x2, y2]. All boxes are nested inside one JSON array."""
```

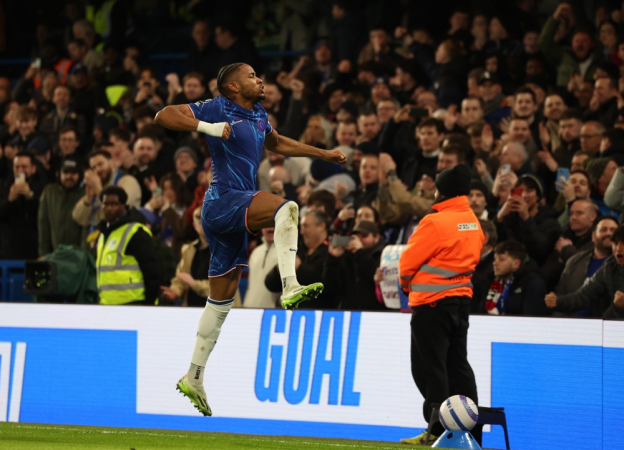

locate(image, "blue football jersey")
[[188, 96, 273, 191]]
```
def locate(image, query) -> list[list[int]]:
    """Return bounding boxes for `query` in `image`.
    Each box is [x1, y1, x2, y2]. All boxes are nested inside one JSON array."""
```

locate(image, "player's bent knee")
[[275, 201, 299, 227]]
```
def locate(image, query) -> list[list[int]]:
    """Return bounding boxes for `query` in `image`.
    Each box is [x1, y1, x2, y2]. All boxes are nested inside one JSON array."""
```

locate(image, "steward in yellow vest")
[[96, 186, 161, 305]]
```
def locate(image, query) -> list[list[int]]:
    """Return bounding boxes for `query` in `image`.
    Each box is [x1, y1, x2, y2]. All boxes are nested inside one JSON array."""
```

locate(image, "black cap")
[[352, 220, 379, 235], [517, 174, 544, 199], [470, 180, 490, 204], [26, 137, 50, 155], [60, 157, 81, 173], [435, 164, 472, 198], [478, 71, 500, 86]]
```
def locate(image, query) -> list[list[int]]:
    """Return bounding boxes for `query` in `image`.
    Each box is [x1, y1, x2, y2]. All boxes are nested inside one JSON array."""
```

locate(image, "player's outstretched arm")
[[155, 105, 231, 139], [265, 129, 346, 164]]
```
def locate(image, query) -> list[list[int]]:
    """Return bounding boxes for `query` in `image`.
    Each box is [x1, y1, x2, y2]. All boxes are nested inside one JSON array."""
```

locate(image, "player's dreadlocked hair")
[[216, 62, 245, 99]]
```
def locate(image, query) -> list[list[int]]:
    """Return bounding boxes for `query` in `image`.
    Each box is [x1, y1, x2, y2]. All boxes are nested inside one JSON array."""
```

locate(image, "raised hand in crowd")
[[474, 159, 490, 179], [492, 167, 518, 197], [444, 104, 459, 131], [328, 240, 346, 258], [538, 122, 551, 147], [553, 3, 575, 27], [84, 169, 103, 196], [508, 193, 530, 221], [8, 177, 31, 202], [144, 175, 158, 192], [166, 73, 182, 104], [554, 237, 573, 253], [337, 60, 351, 74], [373, 267, 384, 284], [176, 272, 196, 287], [393, 104, 413, 123], [160, 286, 179, 301], [345, 236, 363, 253], [338, 203, 355, 222], [537, 147, 558, 172], [481, 123, 494, 152], [208, 78, 218, 98], [544, 292, 557, 309], [288, 78, 305, 100], [556, 176, 577, 202], [614, 291, 624, 308]]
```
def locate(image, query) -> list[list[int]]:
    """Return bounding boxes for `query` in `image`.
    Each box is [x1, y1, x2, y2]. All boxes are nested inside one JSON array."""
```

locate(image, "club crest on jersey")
[[258, 120, 265, 132]]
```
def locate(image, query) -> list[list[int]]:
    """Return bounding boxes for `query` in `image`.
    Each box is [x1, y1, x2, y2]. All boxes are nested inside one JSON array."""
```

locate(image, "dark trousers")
[[410, 296, 482, 443]]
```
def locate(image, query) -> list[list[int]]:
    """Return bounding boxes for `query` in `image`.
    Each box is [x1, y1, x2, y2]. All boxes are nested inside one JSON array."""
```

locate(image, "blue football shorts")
[[201, 184, 263, 277]]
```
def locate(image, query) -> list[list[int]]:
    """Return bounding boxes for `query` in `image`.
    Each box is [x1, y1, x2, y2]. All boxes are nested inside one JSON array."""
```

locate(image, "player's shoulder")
[[191, 96, 224, 108], [253, 102, 268, 115]]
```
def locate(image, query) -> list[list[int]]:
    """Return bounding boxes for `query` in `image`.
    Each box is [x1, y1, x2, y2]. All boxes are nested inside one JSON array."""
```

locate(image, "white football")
[[439, 395, 479, 431]]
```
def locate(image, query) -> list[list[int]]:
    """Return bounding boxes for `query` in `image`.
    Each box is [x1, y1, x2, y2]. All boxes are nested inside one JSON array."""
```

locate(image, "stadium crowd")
[[0, 0, 623, 318]]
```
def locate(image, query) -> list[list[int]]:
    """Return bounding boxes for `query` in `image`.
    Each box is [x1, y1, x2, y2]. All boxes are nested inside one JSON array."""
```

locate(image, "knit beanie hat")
[[435, 164, 472, 198], [585, 157, 611, 185]]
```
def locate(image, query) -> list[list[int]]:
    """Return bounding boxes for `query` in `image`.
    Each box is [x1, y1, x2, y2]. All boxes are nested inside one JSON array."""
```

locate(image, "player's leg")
[[247, 191, 323, 309]]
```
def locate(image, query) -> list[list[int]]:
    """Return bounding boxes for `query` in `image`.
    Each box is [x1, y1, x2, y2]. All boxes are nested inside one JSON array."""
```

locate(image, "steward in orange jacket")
[[399, 194, 484, 307], [398, 164, 484, 446]]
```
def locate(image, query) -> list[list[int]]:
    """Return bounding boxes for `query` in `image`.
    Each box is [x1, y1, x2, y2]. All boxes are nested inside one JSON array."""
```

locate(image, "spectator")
[[472, 219, 497, 312], [469, 181, 493, 220], [478, 71, 511, 126], [26, 137, 54, 183], [95, 185, 161, 305], [600, 128, 624, 165], [37, 157, 86, 256], [556, 169, 592, 228], [71, 19, 103, 72], [579, 121, 605, 155], [185, 20, 219, 81], [571, 151, 592, 171], [305, 189, 337, 219], [161, 207, 211, 307], [356, 109, 382, 145], [268, 165, 297, 204], [108, 127, 135, 171], [555, 216, 620, 317], [133, 67, 166, 110], [604, 165, 624, 214], [213, 22, 259, 75], [459, 97, 484, 128], [497, 175, 561, 266], [498, 141, 532, 176], [144, 172, 193, 260], [510, 87, 540, 141], [376, 99, 400, 125], [325, 220, 387, 311], [586, 157, 619, 217], [8, 105, 40, 152], [57, 125, 82, 160], [542, 94, 567, 151], [133, 105, 157, 133], [539, 4, 603, 88], [0, 152, 46, 260], [484, 240, 549, 316], [72, 150, 142, 231], [38, 85, 87, 145], [265, 210, 334, 309], [545, 225, 624, 319], [175, 146, 200, 194], [349, 153, 379, 211], [243, 227, 280, 309], [358, 28, 404, 75], [257, 149, 310, 193], [169, 72, 208, 106], [585, 77, 619, 127]]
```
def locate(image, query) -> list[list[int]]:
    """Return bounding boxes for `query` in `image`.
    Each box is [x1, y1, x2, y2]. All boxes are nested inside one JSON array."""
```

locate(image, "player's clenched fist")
[[222, 123, 231, 140], [323, 149, 347, 164], [544, 292, 557, 309]]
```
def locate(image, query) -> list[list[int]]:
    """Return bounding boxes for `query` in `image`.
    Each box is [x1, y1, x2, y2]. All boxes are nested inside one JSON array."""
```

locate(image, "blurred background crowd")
[[0, 0, 623, 317]]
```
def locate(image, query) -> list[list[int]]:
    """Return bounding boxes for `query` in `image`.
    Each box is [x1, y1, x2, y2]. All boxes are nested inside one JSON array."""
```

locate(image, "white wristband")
[[197, 121, 226, 137]]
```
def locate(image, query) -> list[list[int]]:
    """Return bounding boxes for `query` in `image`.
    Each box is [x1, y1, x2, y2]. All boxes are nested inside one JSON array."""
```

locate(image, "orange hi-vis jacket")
[[398, 196, 484, 307]]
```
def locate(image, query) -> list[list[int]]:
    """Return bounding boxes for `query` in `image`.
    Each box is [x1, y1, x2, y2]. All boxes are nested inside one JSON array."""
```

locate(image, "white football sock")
[[187, 297, 233, 385], [273, 201, 300, 292]]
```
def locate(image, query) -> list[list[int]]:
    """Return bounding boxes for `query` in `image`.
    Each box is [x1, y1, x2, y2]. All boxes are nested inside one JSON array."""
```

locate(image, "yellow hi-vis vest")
[[96, 222, 152, 305]]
